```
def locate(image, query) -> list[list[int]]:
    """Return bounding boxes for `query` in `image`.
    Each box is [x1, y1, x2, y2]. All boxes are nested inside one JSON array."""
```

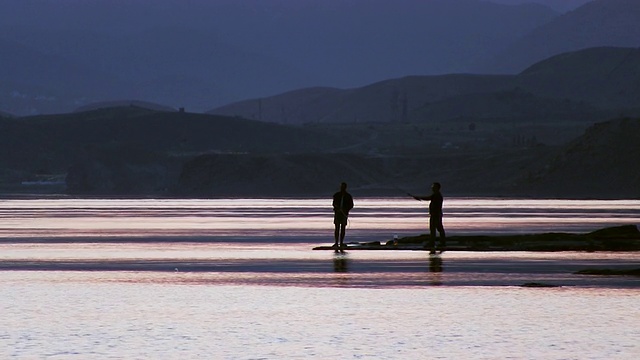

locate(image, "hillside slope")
[[209, 47, 640, 124], [479, 0, 640, 73], [514, 117, 640, 198], [516, 47, 640, 108], [172, 117, 640, 199], [0, 107, 353, 194], [74, 100, 178, 113], [2, 107, 637, 198]]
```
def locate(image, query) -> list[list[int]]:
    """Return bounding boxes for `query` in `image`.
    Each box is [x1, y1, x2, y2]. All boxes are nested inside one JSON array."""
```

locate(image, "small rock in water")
[[521, 282, 560, 288]]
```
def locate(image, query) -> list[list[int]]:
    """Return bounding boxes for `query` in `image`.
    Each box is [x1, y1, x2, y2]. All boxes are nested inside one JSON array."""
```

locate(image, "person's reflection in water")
[[428, 255, 443, 286], [333, 254, 350, 273], [429, 255, 443, 272]]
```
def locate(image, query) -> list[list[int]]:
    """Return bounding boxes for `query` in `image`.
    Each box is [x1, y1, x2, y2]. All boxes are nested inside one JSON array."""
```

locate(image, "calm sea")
[[1, 198, 639, 359]]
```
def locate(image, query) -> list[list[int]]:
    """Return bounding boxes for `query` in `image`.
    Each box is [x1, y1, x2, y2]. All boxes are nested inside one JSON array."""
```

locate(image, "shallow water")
[[1, 198, 639, 359], [2, 197, 639, 239], [2, 275, 638, 359]]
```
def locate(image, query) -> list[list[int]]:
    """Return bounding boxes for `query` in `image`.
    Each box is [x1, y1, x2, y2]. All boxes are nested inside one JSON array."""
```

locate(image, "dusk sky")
[[2, 0, 633, 115], [489, 0, 593, 11]]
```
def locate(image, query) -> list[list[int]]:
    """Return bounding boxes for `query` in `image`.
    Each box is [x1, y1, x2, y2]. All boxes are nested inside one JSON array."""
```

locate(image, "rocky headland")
[[313, 225, 640, 252]]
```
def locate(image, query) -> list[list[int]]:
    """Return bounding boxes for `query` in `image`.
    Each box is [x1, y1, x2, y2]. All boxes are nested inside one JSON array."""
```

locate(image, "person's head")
[[340, 182, 348, 192], [431, 182, 441, 192]]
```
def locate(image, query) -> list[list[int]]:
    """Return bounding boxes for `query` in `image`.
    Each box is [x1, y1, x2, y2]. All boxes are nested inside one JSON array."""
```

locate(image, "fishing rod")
[[373, 176, 415, 199]]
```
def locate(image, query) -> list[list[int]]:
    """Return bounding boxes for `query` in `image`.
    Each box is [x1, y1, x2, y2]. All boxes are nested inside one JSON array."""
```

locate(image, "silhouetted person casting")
[[333, 182, 354, 250], [411, 182, 446, 254]]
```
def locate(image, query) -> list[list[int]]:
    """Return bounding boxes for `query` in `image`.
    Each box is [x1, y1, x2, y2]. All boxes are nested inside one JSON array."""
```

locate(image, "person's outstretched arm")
[[409, 193, 432, 201]]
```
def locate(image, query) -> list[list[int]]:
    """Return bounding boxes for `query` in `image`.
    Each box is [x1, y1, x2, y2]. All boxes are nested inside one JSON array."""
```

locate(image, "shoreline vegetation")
[[313, 225, 640, 252]]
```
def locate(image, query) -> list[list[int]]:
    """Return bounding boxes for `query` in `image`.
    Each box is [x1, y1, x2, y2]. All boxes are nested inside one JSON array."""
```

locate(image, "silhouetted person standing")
[[411, 182, 446, 254], [333, 182, 354, 250]]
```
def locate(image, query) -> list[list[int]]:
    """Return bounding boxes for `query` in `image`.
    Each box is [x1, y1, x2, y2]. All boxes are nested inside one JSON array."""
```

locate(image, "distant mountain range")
[[4, 0, 637, 116], [477, 0, 640, 73], [0, 37, 130, 115], [209, 47, 640, 124]]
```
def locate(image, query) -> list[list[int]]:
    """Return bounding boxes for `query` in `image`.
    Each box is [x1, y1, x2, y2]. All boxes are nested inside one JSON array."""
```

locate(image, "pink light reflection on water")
[[0, 198, 638, 238]]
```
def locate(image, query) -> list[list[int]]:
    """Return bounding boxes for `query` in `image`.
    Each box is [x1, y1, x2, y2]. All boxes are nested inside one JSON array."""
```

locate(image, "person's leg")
[[339, 223, 346, 247], [436, 216, 446, 249], [334, 224, 340, 247], [429, 216, 437, 251]]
